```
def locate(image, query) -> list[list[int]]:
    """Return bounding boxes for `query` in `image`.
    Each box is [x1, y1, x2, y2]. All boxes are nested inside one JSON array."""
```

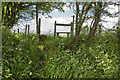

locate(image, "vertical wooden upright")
[[38, 18, 41, 35], [54, 21, 56, 36], [18, 29, 19, 33], [25, 25, 27, 35], [73, 15, 74, 35], [57, 33, 59, 36], [36, 4, 38, 35], [71, 22, 73, 36], [67, 33, 69, 37], [71, 15, 74, 36], [28, 25, 30, 34]]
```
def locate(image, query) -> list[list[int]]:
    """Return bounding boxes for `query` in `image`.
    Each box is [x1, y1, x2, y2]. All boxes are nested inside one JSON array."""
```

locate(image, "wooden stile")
[[54, 15, 74, 37]]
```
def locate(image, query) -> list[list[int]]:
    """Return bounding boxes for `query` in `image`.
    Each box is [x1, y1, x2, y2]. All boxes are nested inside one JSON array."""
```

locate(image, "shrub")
[[2, 27, 45, 79], [42, 34, 119, 78]]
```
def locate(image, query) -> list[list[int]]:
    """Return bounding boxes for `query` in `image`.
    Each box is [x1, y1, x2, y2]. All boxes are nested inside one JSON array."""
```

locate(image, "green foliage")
[[2, 26, 119, 79], [2, 2, 31, 28], [2, 2, 66, 29], [2, 27, 45, 79], [42, 33, 119, 78]]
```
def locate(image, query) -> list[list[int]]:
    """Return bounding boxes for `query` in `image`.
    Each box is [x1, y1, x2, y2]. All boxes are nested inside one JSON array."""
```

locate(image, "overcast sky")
[[12, 3, 118, 35]]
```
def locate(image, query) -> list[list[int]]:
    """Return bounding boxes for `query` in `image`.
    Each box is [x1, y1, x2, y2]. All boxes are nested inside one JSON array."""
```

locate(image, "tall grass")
[[2, 26, 119, 79]]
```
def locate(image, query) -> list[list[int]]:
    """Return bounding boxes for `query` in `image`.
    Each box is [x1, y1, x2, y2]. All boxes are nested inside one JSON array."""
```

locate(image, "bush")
[[42, 34, 119, 78], [2, 27, 45, 79], [2, 27, 119, 79]]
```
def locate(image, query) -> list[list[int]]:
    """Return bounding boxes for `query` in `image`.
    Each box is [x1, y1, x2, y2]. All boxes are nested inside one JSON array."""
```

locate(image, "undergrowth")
[[2, 27, 119, 79]]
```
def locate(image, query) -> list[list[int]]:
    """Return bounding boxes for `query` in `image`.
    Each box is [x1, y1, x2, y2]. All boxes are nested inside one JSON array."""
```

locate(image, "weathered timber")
[[56, 32, 70, 37], [38, 18, 41, 35], [54, 21, 56, 36], [56, 23, 71, 26], [56, 32, 71, 34], [71, 15, 74, 36], [18, 29, 19, 33], [28, 25, 30, 34], [25, 25, 27, 35], [57, 33, 59, 36], [67, 33, 69, 37], [54, 15, 74, 37], [71, 22, 73, 36]]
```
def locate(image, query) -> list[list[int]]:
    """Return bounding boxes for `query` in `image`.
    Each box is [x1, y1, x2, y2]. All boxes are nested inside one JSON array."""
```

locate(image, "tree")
[[74, 2, 93, 44], [64, 1, 116, 50], [64, 2, 93, 50], [88, 2, 102, 44], [2, 2, 65, 30], [2, 2, 36, 29], [87, 2, 119, 44]]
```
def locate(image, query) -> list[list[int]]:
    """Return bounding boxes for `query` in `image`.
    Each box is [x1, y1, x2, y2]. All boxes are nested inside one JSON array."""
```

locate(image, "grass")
[[1, 26, 119, 79]]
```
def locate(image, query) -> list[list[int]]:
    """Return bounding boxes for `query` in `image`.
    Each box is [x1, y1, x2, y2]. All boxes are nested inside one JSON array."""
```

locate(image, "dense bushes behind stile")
[[2, 27, 45, 79]]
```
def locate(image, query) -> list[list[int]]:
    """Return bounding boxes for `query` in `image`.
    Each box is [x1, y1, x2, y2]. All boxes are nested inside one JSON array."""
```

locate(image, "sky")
[[12, 3, 118, 35]]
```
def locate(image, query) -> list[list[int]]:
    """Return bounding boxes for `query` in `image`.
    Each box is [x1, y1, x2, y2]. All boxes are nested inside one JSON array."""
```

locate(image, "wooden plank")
[[56, 32, 71, 33], [28, 25, 30, 34], [36, 4, 38, 35], [54, 21, 56, 36], [57, 33, 59, 36], [18, 29, 19, 33], [67, 33, 69, 37], [38, 18, 41, 35], [71, 22, 73, 36], [25, 25, 27, 35], [71, 15, 74, 36], [56, 23, 71, 26]]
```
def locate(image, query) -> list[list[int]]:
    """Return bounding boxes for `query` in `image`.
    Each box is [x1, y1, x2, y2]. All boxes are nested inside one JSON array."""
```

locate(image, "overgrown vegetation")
[[1, 1, 120, 79], [2, 27, 45, 79], [2, 26, 119, 79]]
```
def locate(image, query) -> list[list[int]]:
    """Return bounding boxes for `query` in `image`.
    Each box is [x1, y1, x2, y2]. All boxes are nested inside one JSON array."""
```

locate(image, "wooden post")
[[71, 15, 74, 36], [73, 15, 74, 25], [72, 15, 74, 36], [54, 21, 56, 36], [18, 29, 19, 33], [25, 25, 27, 35], [38, 18, 41, 35], [57, 33, 59, 36], [36, 4, 38, 35], [71, 22, 73, 36], [67, 33, 69, 37], [28, 25, 30, 34]]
